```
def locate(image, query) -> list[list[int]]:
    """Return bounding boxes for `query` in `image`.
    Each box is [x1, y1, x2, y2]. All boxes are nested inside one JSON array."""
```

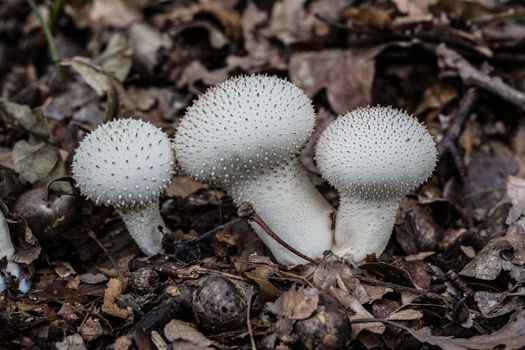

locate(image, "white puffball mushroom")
[[316, 106, 437, 261], [174, 75, 334, 265], [72, 118, 175, 256]]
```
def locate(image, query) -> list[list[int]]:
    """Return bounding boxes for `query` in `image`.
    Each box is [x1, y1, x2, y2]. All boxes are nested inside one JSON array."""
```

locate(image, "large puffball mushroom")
[[174, 75, 334, 265], [72, 118, 175, 256], [315, 106, 437, 261]]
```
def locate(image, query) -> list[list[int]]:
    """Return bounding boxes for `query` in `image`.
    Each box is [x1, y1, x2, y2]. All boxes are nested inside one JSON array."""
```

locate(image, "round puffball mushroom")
[[72, 118, 175, 256], [174, 75, 334, 265], [315, 106, 437, 261]]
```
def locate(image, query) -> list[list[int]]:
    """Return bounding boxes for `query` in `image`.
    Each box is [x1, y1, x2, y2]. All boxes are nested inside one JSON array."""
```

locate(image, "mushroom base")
[[117, 199, 166, 256], [227, 160, 334, 265], [332, 196, 400, 261]]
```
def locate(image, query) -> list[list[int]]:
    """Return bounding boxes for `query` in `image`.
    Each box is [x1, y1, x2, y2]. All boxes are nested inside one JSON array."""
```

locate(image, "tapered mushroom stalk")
[[174, 75, 334, 265], [72, 118, 175, 256], [316, 106, 437, 261]]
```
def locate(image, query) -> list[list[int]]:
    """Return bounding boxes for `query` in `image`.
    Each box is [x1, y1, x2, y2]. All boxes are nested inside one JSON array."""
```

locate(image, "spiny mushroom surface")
[[174, 75, 334, 265], [72, 118, 174, 256], [315, 106, 437, 261]]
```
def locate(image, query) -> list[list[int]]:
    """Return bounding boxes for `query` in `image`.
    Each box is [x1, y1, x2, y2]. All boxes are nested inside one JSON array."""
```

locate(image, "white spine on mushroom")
[[316, 106, 437, 261], [174, 75, 334, 265], [72, 118, 174, 256]]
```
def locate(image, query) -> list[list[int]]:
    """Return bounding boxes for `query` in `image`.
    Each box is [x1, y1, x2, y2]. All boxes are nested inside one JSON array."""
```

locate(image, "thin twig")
[[437, 44, 525, 111], [237, 202, 319, 265], [355, 275, 452, 302], [437, 87, 479, 177], [88, 230, 121, 276], [27, 0, 61, 63]]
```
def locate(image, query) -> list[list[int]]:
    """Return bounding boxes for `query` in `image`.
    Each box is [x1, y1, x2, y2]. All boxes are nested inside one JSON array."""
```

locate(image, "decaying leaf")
[[290, 48, 382, 114], [266, 287, 319, 320], [0, 99, 51, 139], [12, 139, 69, 192], [163, 319, 214, 349], [459, 238, 510, 280], [102, 277, 131, 319]]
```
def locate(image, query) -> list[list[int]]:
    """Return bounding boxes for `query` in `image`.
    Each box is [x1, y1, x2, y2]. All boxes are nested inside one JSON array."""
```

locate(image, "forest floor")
[[2, 0, 525, 349]]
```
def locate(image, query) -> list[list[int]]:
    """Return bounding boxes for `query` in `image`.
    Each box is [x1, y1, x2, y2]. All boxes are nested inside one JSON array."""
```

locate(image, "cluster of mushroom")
[[63, 74, 436, 268], [174, 75, 438, 264]]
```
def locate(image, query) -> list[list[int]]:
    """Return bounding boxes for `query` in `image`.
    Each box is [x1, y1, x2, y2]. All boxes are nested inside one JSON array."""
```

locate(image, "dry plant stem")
[[355, 275, 452, 302], [88, 231, 121, 275], [437, 44, 525, 110], [237, 202, 319, 265], [437, 88, 479, 177]]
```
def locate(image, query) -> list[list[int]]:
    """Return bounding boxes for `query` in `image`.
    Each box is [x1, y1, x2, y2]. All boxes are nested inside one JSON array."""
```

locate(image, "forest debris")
[[128, 21, 171, 73], [505, 222, 525, 265], [266, 287, 319, 320], [459, 238, 510, 280], [0, 99, 51, 139], [55, 334, 87, 350], [507, 176, 525, 213], [163, 319, 214, 349], [79, 317, 105, 342], [289, 48, 381, 114], [89, 0, 140, 28], [61, 57, 134, 121], [95, 33, 132, 82], [102, 277, 131, 319], [474, 291, 523, 318], [12, 139, 69, 191], [437, 44, 525, 111]]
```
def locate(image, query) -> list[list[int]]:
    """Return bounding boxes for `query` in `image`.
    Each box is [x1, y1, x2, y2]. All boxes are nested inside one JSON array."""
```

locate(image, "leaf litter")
[[2, 0, 525, 349]]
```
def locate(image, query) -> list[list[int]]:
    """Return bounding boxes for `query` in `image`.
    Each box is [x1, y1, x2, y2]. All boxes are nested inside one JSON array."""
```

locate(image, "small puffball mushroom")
[[72, 118, 175, 256], [315, 106, 437, 261], [174, 75, 334, 265]]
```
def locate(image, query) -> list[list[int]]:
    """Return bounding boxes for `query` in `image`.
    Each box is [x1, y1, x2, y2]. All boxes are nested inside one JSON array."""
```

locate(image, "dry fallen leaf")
[[459, 238, 510, 280], [266, 287, 319, 320], [163, 319, 214, 349], [102, 277, 130, 319]]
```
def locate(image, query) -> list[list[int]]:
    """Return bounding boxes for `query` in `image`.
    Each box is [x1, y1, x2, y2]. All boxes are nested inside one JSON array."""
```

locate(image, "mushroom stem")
[[117, 199, 166, 256], [228, 161, 334, 265], [332, 196, 399, 261]]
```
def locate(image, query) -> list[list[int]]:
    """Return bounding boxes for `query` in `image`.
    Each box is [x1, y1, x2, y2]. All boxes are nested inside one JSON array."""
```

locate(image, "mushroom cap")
[[316, 106, 437, 199], [174, 75, 315, 186], [72, 118, 174, 208]]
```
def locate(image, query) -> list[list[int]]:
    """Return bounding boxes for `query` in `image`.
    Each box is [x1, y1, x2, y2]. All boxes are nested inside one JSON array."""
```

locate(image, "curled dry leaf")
[[102, 277, 131, 319], [266, 287, 319, 320], [163, 319, 214, 349], [0, 99, 51, 139], [507, 175, 525, 213], [459, 238, 510, 280], [289, 48, 382, 114]]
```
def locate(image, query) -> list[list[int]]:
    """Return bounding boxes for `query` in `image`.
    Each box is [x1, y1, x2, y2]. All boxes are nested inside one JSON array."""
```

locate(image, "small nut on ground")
[[294, 293, 350, 350], [129, 268, 159, 295], [192, 275, 247, 332]]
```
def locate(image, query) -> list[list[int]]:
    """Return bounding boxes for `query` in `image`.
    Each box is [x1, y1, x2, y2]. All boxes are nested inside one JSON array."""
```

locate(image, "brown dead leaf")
[[474, 291, 523, 318], [128, 22, 171, 73], [79, 317, 104, 342], [507, 175, 525, 213], [102, 277, 130, 319], [89, 0, 140, 28], [396, 198, 439, 255], [387, 308, 424, 321], [506, 222, 525, 265], [163, 319, 214, 349], [459, 238, 511, 280], [329, 286, 385, 340], [266, 287, 319, 320], [165, 176, 207, 198], [290, 48, 382, 114], [55, 334, 87, 350]]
